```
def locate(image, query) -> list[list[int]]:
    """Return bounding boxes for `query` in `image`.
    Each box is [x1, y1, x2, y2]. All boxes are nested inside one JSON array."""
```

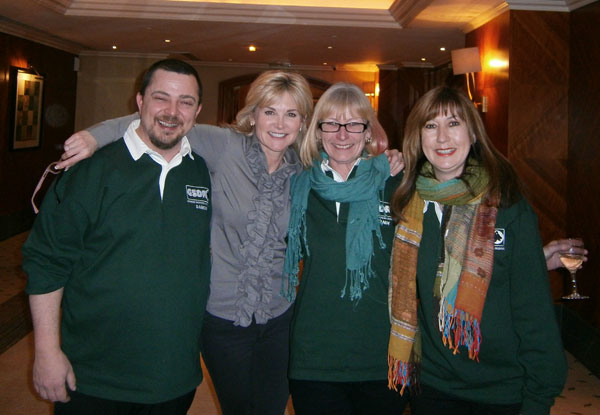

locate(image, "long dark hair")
[[391, 86, 522, 220]]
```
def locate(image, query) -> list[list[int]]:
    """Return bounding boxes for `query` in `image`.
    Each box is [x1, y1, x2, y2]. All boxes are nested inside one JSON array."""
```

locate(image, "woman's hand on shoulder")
[[385, 149, 404, 176], [56, 131, 98, 170]]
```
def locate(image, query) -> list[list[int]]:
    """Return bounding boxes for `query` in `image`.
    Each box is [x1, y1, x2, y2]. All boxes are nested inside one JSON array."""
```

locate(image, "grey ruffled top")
[[232, 137, 299, 325], [89, 116, 301, 327]]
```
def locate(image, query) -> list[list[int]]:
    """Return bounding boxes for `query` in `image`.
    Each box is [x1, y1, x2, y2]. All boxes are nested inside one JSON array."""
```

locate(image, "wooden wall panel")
[[466, 11, 510, 156], [377, 68, 402, 150], [508, 10, 570, 246], [568, 1, 600, 327], [507, 11, 570, 300], [0, 33, 77, 225], [466, 11, 571, 300], [378, 66, 453, 150]]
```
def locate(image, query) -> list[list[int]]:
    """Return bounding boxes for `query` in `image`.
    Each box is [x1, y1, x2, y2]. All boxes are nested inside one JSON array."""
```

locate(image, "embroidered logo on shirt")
[[186, 185, 209, 211], [378, 201, 392, 226], [494, 228, 505, 251]]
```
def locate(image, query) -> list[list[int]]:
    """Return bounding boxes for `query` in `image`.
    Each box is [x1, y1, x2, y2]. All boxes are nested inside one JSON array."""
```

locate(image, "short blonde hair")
[[300, 82, 387, 168], [233, 71, 313, 149]]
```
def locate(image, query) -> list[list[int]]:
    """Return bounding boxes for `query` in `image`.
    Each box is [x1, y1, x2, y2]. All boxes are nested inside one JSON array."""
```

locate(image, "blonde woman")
[[282, 83, 408, 414]]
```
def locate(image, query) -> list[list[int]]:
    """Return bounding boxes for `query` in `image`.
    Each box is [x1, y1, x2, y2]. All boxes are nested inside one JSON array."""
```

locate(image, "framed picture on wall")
[[9, 67, 44, 150]]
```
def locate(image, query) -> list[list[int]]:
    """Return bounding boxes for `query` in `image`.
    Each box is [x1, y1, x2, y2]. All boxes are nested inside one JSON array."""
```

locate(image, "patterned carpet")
[[0, 232, 31, 354], [0, 232, 28, 303], [553, 353, 600, 415], [0, 291, 31, 355]]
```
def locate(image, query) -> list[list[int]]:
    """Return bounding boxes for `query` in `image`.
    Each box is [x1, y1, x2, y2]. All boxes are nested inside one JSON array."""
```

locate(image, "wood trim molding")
[[463, 2, 509, 33], [33, 0, 73, 14], [56, 0, 399, 28], [388, 0, 434, 27], [507, 0, 597, 11], [0, 16, 82, 54]]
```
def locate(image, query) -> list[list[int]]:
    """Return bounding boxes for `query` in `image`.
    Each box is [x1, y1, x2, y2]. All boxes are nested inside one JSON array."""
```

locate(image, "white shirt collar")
[[319, 157, 363, 217], [424, 200, 444, 225], [320, 157, 362, 183], [123, 119, 194, 200], [123, 119, 194, 162]]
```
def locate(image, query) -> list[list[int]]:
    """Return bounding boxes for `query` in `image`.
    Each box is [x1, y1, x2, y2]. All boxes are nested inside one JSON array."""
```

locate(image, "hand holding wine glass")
[[560, 238, 588, 300], [544, 238, 588, 271]]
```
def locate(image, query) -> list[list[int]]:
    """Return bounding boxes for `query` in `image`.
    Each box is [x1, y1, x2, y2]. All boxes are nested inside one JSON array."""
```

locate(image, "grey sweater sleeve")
[[87, 113, 138, 147], [87, 113, 237, 171]]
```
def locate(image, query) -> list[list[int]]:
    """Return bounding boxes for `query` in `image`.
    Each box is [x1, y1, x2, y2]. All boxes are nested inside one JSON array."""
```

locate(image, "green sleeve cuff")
[[520, 396, 552, 415]]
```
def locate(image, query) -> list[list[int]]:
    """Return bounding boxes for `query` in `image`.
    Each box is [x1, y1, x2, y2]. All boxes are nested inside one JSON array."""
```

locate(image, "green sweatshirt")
[[23, 139, 212, 404], [288, 173, 401, 382], [417, 197, 566, 414]]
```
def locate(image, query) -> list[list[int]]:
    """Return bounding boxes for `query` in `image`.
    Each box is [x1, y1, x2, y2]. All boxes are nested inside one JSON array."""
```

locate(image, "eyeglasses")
[[318, 121, 368, 133]]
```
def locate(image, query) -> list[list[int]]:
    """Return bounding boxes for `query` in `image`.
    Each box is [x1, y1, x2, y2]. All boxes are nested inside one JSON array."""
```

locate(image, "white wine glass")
[[560, 238, 588, 300]]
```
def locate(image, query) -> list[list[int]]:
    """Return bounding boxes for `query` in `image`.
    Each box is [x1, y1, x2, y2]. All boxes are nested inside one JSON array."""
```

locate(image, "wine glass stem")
[[570, 271, 578, 293]]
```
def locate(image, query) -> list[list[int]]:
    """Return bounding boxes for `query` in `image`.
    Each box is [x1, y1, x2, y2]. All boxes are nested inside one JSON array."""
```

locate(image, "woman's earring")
[[365, 136, 372, 144]]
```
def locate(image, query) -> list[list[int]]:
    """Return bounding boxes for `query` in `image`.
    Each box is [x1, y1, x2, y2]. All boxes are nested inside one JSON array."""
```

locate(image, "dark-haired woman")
[[388, 86, 567, 415]]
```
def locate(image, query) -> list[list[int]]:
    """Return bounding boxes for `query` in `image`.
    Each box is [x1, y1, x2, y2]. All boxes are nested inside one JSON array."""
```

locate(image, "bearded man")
[[22, 59, 212, 415]]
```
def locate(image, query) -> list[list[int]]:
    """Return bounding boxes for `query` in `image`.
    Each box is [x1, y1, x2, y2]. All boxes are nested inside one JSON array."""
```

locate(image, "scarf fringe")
[[282, 210, 307, 302], [438, 299, 481, 361], [341, 263, 373, 301], [387, 355, 420, 395]]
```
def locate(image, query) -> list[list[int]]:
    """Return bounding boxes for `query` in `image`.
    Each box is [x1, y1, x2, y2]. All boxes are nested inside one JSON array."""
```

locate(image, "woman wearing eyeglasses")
[[282, 82, 408, 415]]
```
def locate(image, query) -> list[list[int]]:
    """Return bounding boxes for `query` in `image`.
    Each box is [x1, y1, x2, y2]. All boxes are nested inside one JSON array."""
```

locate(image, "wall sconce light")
[[362, 82, 380, 111], [362, 82, 379, 97], [451, 47, 482, 103]]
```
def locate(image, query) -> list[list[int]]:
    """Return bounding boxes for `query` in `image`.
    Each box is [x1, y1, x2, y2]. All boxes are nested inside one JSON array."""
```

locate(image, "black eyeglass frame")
[[317, 121, 369, 133]]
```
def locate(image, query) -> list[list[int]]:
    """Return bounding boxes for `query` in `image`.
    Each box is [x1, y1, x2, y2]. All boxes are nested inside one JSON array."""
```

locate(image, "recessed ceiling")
[[0, 0, 592, 72]]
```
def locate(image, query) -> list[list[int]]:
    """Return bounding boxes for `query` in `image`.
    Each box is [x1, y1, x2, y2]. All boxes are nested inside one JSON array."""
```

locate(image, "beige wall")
[[74, 54, 378, 130]]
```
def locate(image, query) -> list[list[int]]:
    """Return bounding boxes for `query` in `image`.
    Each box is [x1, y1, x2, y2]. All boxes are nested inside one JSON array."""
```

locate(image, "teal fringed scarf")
[[282, 153, 390, 302]]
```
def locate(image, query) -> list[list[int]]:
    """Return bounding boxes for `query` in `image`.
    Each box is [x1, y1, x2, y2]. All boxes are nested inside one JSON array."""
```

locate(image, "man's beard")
[[147, 116, 184, 150]]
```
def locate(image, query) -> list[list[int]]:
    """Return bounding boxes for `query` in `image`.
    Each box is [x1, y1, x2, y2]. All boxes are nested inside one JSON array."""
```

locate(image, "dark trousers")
[[412, 385, 521, 415], [54, 389, 196, 415], [201, 307, 293, 415], [289, 379, 409, 415]]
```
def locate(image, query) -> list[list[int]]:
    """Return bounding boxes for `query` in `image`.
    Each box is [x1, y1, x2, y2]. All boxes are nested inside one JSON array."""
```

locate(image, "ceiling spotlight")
[[112, 45, 117, 50], [327, 46, 333, 49], [164, 39, 171, 43], [323, 62, 328, 65], [421, 58, 426, 61], [249, 45, 256, 52], [440, 47, 446, 51]]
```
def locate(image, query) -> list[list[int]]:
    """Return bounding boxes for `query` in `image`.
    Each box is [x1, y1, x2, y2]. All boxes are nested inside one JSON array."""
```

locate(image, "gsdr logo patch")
[[186, 185, 209, 211]]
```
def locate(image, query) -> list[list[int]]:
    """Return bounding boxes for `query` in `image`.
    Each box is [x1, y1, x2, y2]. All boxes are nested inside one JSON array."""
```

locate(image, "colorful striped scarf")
[[388, 161, 498, 392]]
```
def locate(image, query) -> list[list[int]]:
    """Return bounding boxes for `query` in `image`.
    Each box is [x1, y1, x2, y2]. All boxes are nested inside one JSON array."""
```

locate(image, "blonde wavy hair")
[[232, 71, 313, 151]]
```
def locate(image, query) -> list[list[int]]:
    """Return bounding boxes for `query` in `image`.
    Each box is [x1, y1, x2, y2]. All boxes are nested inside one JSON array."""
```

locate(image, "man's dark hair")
[[139, 59, 203, 103]]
